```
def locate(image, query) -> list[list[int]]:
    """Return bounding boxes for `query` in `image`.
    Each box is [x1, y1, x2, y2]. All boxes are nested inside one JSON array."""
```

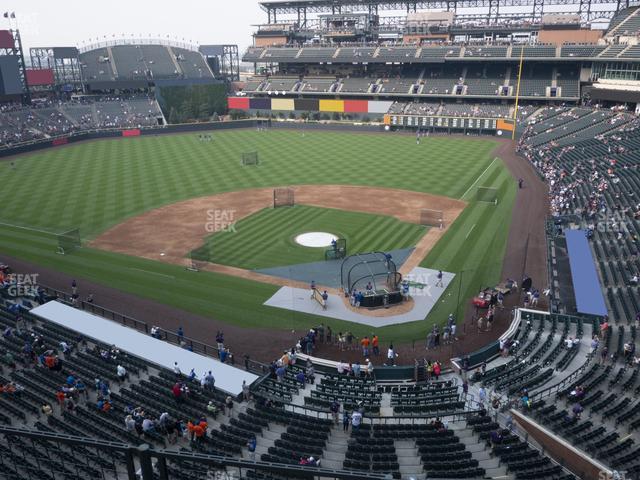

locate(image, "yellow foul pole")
[[512, 45, 525, 141]]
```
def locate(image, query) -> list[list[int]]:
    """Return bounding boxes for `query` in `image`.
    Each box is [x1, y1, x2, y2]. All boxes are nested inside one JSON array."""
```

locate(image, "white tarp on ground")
[[263, 267, 455, 327], [31, 301, 258, 396]]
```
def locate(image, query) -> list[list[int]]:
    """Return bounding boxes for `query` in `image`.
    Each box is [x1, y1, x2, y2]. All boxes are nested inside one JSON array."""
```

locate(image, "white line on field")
[[465, 224, 477, 239], [460, 157, 498, 200], [0, 221, 57, 235], [128, 268, 175, 279]]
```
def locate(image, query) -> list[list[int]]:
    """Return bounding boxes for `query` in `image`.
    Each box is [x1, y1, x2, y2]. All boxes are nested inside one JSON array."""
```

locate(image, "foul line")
[[460, 157, 498, 200], [465, 224, 477, 240], [0, 221, 58, 236], [128, 267, 175, 279]]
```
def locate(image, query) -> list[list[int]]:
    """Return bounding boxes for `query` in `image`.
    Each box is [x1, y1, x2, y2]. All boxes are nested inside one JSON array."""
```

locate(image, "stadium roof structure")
[[259, 0, 635, 22]]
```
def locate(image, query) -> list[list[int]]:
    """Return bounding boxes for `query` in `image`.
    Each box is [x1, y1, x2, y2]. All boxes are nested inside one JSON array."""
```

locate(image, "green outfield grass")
[[0, 129, 515, 343], [193, 205, 427, 270]]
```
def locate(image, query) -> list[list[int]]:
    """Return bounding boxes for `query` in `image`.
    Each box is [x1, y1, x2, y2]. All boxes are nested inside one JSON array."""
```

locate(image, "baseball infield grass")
[[193, 205, 427, 270], [0, 129, 515, 343]]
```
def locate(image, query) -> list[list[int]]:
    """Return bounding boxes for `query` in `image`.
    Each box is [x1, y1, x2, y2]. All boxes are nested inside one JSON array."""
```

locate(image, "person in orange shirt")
[[372, 335, 379, 356], [193, 423, 205, 442], [45, 356, 56, 369], [55, 390, 66, 411], [186, 421, 196, 442], [360, 336, 370, 358]]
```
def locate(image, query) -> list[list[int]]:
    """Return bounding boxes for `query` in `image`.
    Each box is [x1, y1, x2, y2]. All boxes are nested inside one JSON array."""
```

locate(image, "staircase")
[[333, 48, 341, 59], [452, 422, 510, 479], [395, 440, 425, 480], [608, 7, 640, 37], [322, 425, 349, 469], [248, 421, 286, 460], [107, 47, 118, 78], [58, 106, 80, 127], [90, 104, 99, 125], [167, 46, 183, 76]]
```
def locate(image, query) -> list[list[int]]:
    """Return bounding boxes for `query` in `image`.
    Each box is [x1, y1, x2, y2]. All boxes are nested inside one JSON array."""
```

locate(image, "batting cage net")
[[57, 228, 81, 255], [340, 252, 402, 294], [186, 250, 208, 272], [325, 238, 347, 260], [419, 209, 444, 228], [273, 187, 294, 208], [241, 152, 259, 166], [476, 186, 499, 204], [189, 243, 213, 267]]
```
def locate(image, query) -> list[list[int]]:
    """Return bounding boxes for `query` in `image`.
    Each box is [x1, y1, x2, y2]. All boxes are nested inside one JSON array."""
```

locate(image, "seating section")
[[510, 45, 557, 57], [79, 47, 115, 82], [0, 97, 162, 147], [339, 77, 375, 93], [305, 373, 381, 414], [519, 107, 640, 322], [346, 422, 484, 479], [301, 77, 338, 92], [473, 312, 588, 399], [89, 44, 210, 81], [264, 76, 301, 92], [464, 46, 508, 57], [606, 7, 640, 36], [561, 46, 607, 57], [464, 65, 507, 95], [172, 47, 213, 78]]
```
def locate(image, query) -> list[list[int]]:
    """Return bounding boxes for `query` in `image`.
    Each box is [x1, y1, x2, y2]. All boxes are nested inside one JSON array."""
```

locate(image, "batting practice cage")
[[189, 243, 213, 267], [419, 209, 445, 228], [273, 187, 294, 208], [241, 151, 259, 166], [340, 252, 403, 308], [57, 229, 81, 255], [476, 186, 499, 204], [325, 238, 347, 260]]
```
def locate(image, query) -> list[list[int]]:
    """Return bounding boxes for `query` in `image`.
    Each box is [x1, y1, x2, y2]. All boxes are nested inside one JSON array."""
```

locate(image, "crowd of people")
[[0, 95, 161, 148]]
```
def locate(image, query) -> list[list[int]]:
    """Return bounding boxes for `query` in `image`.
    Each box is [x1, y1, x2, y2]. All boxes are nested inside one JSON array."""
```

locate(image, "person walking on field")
[[321, 290, 328, 310], [435, 270, 444, 287]]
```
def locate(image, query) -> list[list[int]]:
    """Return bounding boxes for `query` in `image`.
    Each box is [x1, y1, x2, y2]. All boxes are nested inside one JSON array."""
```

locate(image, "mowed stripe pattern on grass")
[[0, 130, 514, 341], [198, 205, 427, 270], [0, 130, 496, 238], [420, 158, 517, 327]]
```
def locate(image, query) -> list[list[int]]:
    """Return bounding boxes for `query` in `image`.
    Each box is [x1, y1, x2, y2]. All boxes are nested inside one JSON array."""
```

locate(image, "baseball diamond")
[[0, 3, 636, 478]]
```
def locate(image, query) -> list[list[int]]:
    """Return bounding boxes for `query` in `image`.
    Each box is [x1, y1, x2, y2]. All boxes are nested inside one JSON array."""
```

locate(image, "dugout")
[[340, 252, 403, 308]]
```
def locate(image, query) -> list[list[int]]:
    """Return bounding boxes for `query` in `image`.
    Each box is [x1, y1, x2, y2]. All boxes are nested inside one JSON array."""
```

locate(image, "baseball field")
[[0, 128, 516, 342]]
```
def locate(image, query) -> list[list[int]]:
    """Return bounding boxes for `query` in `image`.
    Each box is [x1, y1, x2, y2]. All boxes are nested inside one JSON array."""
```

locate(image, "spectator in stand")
[[330, 399, 340, 424], [343, 410, 350, 432], [41, 403, 53, 417], [247, 435, 257, 460], [172, 382, 183, 403], [124, 415, 136, 432], [351, 410, 363, 430], [116, 364, 127, 381]]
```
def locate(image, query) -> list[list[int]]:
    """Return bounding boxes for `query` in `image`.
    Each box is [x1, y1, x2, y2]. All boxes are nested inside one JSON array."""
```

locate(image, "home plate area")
[[263, 267, 455, 327]]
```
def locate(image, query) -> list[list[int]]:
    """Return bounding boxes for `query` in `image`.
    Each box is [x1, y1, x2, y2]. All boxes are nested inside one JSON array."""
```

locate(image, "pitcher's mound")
[[294, 232, 338, 248]]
